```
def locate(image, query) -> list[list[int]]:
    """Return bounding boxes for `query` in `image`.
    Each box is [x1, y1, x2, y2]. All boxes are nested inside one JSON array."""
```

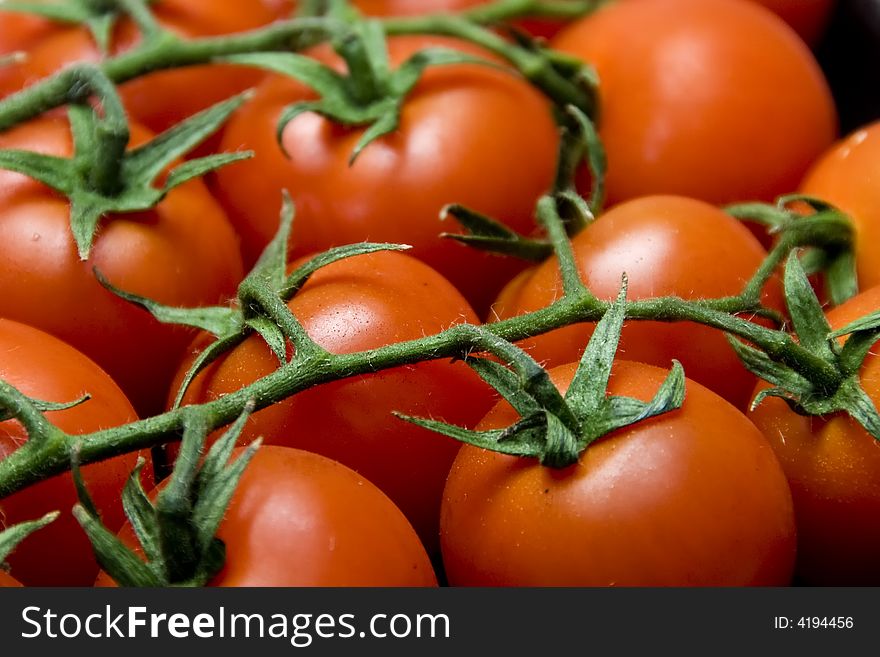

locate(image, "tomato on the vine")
[[212, 34, 559, 314], [0, 319, 142, 587], [749, 284, 880, 585], [551, 0, 837, 206], [174, 251, 495, 551], [441, 360, 797, 586], [492, 195, 783, 409], [98, 446, 437, 587], [0, 0, 292, 134], [800, 120, 880, 292], [0, 114, 244, 416]]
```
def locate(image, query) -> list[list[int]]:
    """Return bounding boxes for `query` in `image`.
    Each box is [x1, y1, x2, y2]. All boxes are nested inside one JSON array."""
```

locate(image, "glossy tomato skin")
[[175, 251, 495, 552], [0, 0, 292, 133], [749, 285, 880, 585], [213, 35, 558, 314], [0, 115, 244, 416], [98, 447, 437, 587], [0, 319, 142, 587], [493, 196, 783, 409], [800, 121, 880, 292], [442, 360, 797, 586], [551, 0, 837, 207]]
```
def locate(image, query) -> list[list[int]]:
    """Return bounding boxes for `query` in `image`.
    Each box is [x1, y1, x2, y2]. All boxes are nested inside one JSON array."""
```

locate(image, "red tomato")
[[752, 0, 836, 44], [0, 319, 143, 587], [492, 195, 783, 409], [0, 114, 244, 416], [800, 121, 880, 292], [441, 360, 797, 586], [212, 35, 558, 314], [551, 0, 837, 206], [174, 251, 495, 551], [98, 446, 437, 587], [0, 0, 292, 134], [749, 284, 880, 585]]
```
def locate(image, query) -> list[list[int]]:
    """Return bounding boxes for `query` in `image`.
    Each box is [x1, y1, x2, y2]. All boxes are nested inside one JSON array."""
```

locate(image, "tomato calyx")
[[97, 195, 409, 407], [0, 82, 251, 258], [400, 279, 686, 468], [73, 405, 259, 587], [443, 105, 604, 262], [732, 252, 880, 440], [727, 195, 859, 306], [223, 20, 499, 163], [0, 511, 59, 574]]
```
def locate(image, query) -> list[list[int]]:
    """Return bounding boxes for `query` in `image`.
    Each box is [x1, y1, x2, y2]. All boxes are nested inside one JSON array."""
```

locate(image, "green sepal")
[[224, 42, 499, 163], [394, 411, 547, 459], [121, 458, 162, 565], [245, 316, 287, 364], [565, 279, 686, 449], [72, 505, 163, 587], [73, 406, 260, 587], [170, 334, 248, 410], [0, 512, 59, 566], [822, 249, 859, 307], [727, 336, 814, 401], [0, 91, 252, 260], [783, 251, 835, 361], [242, 191, 297, 297], [281, 241, 412, 299], [94, 268, 242, 336], [0, 392, 90, 422], [398, 280, 686, 468], [725, 202, 792, 232], [566, 279, 628, 416], [466, 357, 543, 418], [830, 310, 880, 378], [85, 12, 114, 54], [192, 418, 260, 559], [556, 104, 605, 220], [441, 204, 553, 262]]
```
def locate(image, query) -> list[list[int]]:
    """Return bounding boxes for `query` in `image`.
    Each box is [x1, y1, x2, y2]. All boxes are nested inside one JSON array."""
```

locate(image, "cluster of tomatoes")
[[1, 0, 879, 589]]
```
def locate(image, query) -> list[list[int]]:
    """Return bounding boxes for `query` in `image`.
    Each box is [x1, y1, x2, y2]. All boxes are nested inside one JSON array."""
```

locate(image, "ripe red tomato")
[[749, 284, 880, 585], [551, 0, 837, 206], [0, 318, 142, 587], [0, 114, 244, 416], [175, 251, 495, 551], [441, 360, 797, 586], [212, 35, 558, 314], [0, 0, 292, 134], [752, 0, 836, 44], [800, 121, 880, 292], [98, 446, 437, 587], [492, 195, 783, 409]]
